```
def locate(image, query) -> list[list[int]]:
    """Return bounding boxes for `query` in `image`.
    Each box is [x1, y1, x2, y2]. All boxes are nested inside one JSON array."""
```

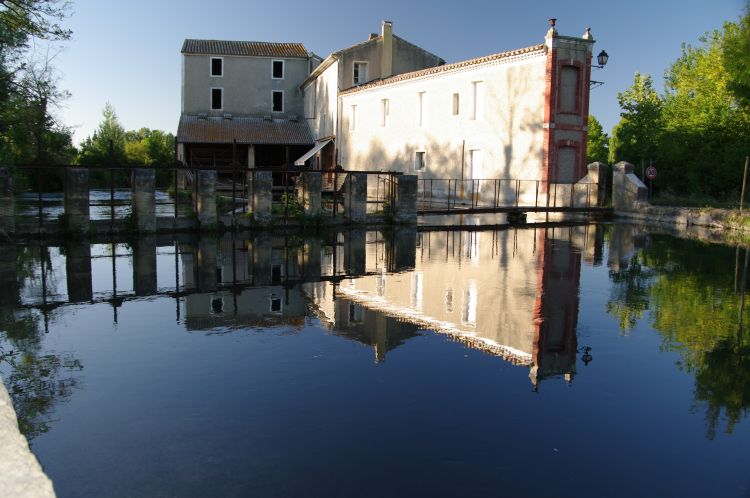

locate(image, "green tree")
[[660, 28, 750, 196], [608, 72, 663, 166], [77, 102, 126, 165], [586, 115, 609, 164], [722, 3, 750, 107], [0, 1, 73, 193], [0, 1, 72, 41]]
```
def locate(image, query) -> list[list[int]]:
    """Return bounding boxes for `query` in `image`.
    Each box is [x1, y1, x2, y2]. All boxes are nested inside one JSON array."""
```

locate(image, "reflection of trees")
[[607, 236, 750, 439], [607, 254, 654, 332], [0, 245, 83, 441], [695, 338, 750, 440]]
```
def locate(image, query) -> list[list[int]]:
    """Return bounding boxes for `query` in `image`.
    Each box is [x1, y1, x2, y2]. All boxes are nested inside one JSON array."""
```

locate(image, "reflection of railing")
[[417, 178, 599, 212]]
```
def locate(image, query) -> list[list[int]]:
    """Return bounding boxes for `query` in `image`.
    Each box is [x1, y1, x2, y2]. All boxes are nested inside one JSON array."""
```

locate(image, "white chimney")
[[381, 20, 393, 78]]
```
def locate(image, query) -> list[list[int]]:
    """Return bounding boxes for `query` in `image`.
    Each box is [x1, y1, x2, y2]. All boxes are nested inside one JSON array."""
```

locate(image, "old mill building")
[[177, 19, 596, 188]]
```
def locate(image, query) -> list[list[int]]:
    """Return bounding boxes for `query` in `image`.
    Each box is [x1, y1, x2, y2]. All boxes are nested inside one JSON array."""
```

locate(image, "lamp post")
[[590, 50, 609, 88]]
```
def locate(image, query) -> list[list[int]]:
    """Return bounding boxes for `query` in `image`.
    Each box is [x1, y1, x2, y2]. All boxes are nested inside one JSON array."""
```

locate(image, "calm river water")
[[1, 224, 749, 497]]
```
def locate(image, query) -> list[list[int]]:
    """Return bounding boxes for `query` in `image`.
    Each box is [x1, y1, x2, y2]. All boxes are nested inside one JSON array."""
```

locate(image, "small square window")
[[272, 91, 283, 112], [272, 60, 284, 79], [211, 88, 223, 110], [210, 57, 223, 77], [453, 93, 460, 115], [415, 151, 426, 172]]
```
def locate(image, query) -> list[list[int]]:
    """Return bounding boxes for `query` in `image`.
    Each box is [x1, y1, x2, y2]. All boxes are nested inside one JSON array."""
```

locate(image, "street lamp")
[[594, 50, 609, 69], [591, 50, 609, 88]]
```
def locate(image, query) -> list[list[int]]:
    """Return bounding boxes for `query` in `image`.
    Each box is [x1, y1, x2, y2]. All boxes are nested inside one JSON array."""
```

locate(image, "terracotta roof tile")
[[181, 39, 309, 58], [340, 44, 547, 95], [177, 115, 314, 145]]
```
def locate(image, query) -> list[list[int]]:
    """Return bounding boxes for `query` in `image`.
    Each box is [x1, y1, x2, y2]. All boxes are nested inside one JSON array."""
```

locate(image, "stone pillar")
[[0, 168, 14, 234], [613, 161, 648, 212], [344, 228, 366, 276], [132, 236, 157, 296], [251, 171, 273, 224], [344, 173, 367, 223], [387, 227, 416, 272], [575, 162, 609, 207], [195, 170, 217, 226], [65, 241, 92, 302], [298, 171, 322, 217], [393, 175, 418, 223], [132, 168, 156, 232], [196, 237, 218, 292], [250, 235, 272, 285], [64, 167, 89, 232]]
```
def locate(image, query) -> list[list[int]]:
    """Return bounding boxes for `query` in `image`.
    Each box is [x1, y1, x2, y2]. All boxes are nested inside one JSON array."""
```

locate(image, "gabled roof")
[[177, 115, 314, 145], [181, 39, 309, 58], [301, 33, 445, 89], [340, 43, 547, 95]]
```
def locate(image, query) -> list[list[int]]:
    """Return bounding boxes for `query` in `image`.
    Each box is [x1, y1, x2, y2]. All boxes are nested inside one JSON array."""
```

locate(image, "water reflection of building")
[[15, 225, 603, 389], [179, 237, 309, 331], [309, 226, 602, 388]]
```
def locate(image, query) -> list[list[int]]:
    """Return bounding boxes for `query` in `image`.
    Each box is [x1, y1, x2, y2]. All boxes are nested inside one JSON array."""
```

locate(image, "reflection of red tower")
[[530, 228, 582, 389]]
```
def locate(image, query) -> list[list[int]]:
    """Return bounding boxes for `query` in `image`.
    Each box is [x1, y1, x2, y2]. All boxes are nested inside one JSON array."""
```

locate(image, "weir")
[[0, 161, 621, 238]]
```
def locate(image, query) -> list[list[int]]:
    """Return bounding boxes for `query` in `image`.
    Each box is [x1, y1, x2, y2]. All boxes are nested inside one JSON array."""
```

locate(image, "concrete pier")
[[344, 173, 367, 223], [0, 168, 14, 234], [298, 171, 322, 216], [65, 241, 93, 302], [133, 236, 157, 296], [613, 161, 648, 212], [575, 162, 609, 207], [394, 175, 418, 222], [132, 169, 156, 232], [64, 167, 90, 232], [196, 170, 217, 226], [251, 171, 273, 224]]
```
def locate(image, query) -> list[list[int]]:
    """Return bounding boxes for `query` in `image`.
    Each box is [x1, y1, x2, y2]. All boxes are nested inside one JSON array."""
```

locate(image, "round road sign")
[[646, 165, 657, 180]]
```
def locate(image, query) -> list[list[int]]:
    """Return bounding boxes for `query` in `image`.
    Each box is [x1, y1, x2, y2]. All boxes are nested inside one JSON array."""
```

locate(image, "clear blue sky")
[[52, 0, 746, 146]]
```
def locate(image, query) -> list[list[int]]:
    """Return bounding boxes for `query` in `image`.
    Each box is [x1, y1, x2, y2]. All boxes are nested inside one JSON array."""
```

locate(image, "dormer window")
[[210, 57, 223, 77], [272, 60, 284, 79], [353, 62, 367, 85]]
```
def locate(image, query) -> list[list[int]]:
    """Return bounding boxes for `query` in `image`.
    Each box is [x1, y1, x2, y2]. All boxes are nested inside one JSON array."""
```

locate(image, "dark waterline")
[[1, 225, 749, 497]]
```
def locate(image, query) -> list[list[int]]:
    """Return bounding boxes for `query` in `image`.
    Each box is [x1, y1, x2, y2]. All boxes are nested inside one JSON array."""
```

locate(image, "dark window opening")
[[211, 88, 222, 110], [272, 91, 283, 112], [211, 58, 223, 77], [271, 264, 282, 283], [270, 296, 282, 313], [272, 60, 284, 79], [211, 297, 224, 314]]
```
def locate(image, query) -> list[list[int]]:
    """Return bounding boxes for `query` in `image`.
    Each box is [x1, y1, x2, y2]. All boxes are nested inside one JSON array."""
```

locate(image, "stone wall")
[[0, 376, 56, 497]]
